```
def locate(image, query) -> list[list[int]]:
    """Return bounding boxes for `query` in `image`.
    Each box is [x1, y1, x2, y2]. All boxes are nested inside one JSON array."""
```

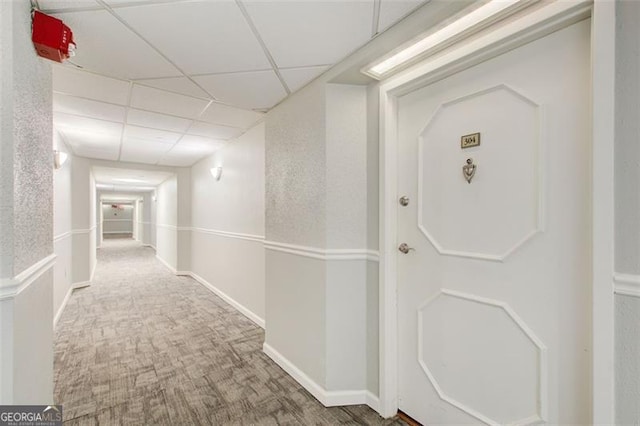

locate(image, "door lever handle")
[[398, 243, 415, 254]]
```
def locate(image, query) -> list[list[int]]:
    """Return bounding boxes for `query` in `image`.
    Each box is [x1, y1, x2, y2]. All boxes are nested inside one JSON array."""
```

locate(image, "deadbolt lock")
[[399, 196, 410, 206]]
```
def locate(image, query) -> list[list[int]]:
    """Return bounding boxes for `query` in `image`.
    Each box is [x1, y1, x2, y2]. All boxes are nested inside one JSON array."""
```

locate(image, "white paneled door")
[[396, 21, 591, 425]]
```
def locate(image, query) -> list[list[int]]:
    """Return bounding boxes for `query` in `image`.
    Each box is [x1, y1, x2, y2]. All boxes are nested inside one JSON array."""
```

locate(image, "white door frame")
[[377, 1, 615, 422]]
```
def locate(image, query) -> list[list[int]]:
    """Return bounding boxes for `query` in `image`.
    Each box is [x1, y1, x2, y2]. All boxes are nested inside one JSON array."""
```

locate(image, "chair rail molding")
[[614, 273, 640, 298], [264, 240, 379, 262], [190, 227, 265, 243], [0, 254, 57, 301]]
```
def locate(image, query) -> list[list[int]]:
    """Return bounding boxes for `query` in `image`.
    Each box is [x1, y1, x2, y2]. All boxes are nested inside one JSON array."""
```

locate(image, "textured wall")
[[0, 0, 53, 275], [0, 0, 54, 404], [615, 1, 640, 424], [325, 84, 368, 249], [265, 83, 326, 248], [0, 0, 12, 278], [615, 0, 640, 275], [191, 124, 265, 236]]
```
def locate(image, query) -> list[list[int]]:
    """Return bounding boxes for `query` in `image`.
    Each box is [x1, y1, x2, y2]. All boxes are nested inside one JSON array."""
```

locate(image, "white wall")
[[614, 1, 640, 424], [89, 171, 96, 277], [176, 168, 191, 272], [70, 157, 96, 286], [102, 203, 134, 234], [156, 176, 178, 270], [190, 123, 266, 325], [145, 191, 156, 248], [0, 0, 54, 404], [53, 132, 73, 327]]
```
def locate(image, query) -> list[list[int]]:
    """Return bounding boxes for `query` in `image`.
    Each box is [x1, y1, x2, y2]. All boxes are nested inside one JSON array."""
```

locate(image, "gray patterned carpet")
[[54, 238, 404, 425]]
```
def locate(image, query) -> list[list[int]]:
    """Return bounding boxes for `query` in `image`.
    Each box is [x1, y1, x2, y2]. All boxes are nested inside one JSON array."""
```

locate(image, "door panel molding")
[[417, 289, 547, 425], [416, 84, 545, 262]]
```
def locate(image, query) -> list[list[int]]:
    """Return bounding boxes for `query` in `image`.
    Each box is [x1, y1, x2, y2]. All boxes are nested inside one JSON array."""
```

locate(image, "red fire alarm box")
[[32, 10, 76, 63]]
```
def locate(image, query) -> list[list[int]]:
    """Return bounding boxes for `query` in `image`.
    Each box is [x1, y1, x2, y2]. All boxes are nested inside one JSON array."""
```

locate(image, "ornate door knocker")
[[462, 158, 476, 184]]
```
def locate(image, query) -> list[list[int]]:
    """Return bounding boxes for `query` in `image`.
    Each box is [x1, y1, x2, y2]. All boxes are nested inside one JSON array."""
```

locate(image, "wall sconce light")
[[210, 167, 223, 181], [53, 150, 68, 169]]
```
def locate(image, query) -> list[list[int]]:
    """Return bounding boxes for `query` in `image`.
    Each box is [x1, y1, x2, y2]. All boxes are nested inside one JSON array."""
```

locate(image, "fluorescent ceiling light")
[[365, 0, 522, 79]]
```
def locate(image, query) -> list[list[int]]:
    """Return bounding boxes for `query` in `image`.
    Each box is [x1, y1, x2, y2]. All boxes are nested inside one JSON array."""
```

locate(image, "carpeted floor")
[[54, 238, 404, 425]]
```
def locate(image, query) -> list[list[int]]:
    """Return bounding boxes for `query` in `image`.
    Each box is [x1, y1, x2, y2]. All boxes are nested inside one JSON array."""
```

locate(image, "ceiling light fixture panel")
[[363, 0, 528, 80]]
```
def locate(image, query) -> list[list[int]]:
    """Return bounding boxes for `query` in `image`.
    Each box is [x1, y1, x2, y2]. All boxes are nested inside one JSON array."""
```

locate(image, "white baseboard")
[[152, 255, 265, 329], [366, 391, 380, 413], [68, 261, 98, 291], [143, 244, 156, 251], [188, 272, 265, 329], [72, 281, 91, 290], [262, 342, 379, 412], [155, 255, 177, 274], [53, 285, 73, 329]]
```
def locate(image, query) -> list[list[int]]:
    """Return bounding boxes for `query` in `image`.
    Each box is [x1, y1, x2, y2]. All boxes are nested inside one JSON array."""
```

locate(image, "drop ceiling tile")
[[114, 1, 271, 74], [54, 112, 123, 137], [157, 154, 201, 167], [123, 125, 182, 144], [200, 102, 263, 129], [53, 66, 130, 105], [179, 136, 226, 155], [70, 145, 120, 161], [188, 121, 244, 140], [119, 151, 163, 165], [58, 128, 121, 157], [194, 70, 286, 110], [120, 138, 172, 164], [135, 77, 211, 99], [127, 109, 192, 133], [39, 0, 100, 11], [159, 141, 223, 167], [279, 66, 329, 93], [93, 166, 172, 185], [130, 85, 210, 118], [378, 0, 428, 33], [104, 0, 181, 5], [52, 9, 181, 79], [243, 0, 374, 68], [54, 93, 126, 123]]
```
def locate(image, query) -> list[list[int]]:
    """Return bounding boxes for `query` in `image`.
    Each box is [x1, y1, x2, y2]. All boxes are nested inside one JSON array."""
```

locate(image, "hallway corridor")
[[53, 239, 399, 425]]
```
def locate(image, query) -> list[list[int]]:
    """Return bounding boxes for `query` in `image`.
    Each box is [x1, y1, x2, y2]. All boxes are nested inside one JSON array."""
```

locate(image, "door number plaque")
[[461, 132, 481, 149]]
